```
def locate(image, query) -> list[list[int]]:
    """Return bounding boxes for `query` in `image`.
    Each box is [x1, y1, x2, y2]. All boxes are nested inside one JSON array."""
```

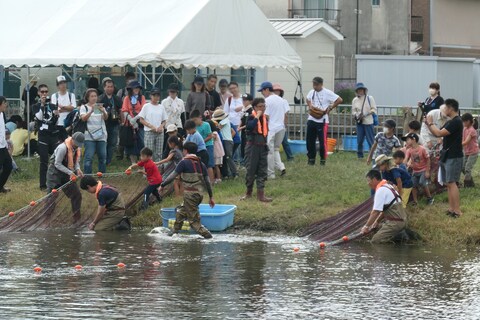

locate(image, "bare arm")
[[462, 133, 472, 146], [204, 132, 213, 143], [329, 97, 343, 112], [361, 210, 382, 234], [156, 152, 174, 165], [366, 141, 378, 164], [427, 122, 450, 137], [395, 177, 403, 195], [89, 205, 107, 230]]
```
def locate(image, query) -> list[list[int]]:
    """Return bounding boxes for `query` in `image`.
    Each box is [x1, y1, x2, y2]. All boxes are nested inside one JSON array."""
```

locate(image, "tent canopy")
[[0, 0, 301, 69]]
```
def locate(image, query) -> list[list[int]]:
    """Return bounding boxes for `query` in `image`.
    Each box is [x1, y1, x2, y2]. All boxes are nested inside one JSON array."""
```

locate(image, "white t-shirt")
[[373, 184, 401, 212], [138, 102, 168, 132], [223, 96, 243, 126], [306, 88, 339, 124], [265, 94, 286, 134], [0, 112, 6, 149], [80, 105, 107, 142], [219, 118, 233, 141], [51, 91, 77, 126]]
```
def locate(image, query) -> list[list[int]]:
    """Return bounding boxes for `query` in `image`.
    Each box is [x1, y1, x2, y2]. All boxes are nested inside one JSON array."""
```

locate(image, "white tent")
[[0, 0, 301, 69]]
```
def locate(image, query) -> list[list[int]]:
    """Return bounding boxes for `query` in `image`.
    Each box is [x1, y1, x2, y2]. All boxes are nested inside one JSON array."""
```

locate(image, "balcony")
[[411, 15, 424, 42], [288, 8, 341, 27]]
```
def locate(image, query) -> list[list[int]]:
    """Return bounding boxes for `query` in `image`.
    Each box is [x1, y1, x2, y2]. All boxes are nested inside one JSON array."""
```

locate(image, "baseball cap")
[[242, 93, 253, 101], [102, 77, 113, 85], [257, 81, 273, 92], [401, 132, 419, 142], [168, 83, 179, 92], [194, 76, 204, 84], [72, 132, 85, 148], [150, 88, 161, 95], [56, 75, 67, 84], [166, 124, 177, 133]]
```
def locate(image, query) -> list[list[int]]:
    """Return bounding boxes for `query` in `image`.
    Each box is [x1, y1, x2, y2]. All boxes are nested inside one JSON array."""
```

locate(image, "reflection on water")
[[0, 230, 478, 319]]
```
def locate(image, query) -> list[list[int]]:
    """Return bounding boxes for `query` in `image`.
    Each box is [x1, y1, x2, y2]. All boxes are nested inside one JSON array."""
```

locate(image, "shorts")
[[215, 157, 223, 166], [197, 149, 209, 168], [206, 145, 215, 168], [440, 157, 463, 184], [412, 171, 428, 188]]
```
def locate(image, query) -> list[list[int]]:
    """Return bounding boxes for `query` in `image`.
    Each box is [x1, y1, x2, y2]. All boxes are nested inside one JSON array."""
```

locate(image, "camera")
[[45, 96, 51, 104]]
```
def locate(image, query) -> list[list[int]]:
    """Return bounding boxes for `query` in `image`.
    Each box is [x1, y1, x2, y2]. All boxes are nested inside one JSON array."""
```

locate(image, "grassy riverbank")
[[1, 152, 480, 246]]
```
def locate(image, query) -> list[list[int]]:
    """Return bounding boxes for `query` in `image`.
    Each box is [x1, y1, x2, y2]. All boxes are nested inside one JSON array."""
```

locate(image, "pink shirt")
[[406, 145, 429, 173], [463, 126, 479, 156]]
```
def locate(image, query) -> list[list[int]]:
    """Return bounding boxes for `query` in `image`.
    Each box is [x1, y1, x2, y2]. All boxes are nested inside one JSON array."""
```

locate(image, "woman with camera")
[[352, 83, 377, 160], [418, 82, 444, 116], [80, 88, 108, 174]]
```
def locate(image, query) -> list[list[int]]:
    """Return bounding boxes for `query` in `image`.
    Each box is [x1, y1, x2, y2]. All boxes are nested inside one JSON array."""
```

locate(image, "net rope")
[[0, 173, 147, 232]]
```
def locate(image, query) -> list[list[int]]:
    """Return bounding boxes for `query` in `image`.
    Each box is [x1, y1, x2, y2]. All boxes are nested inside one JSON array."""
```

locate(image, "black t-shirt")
[[206, 89, 222, 111], [98, 186, 119, 208], [442, 115, 463, 159], [98, 93, 122, 124]]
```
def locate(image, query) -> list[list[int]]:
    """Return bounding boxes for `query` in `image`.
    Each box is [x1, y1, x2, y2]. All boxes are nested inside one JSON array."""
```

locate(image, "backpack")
[[65, 106, 87, 134]]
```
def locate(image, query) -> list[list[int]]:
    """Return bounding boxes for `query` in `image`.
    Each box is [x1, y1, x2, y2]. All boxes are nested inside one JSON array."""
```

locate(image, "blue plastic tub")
[[160, 204, 236, 232], [288, 140, 307, 155], [342, 135, 370, 152]]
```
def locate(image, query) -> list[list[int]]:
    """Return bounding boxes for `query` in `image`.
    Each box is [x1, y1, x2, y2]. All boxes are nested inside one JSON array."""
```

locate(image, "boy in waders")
[[46, 132, 84, 221], [160, 142, 214, 239], [241, 97, 272, 202], [361, 169, 407, 243], [80, 176, 130, 231]]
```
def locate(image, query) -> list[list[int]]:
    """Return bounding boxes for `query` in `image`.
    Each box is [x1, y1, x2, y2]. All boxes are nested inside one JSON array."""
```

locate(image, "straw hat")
[[374, 154, 394, 168], [211, 108, 229, 121]]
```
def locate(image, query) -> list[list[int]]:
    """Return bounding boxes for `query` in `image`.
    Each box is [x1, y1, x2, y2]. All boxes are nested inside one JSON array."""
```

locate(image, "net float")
[[74, 265, 83, 270], [342, 236, 349, 242], [117, 262, 126, 268], [319, 242, 326, 249], [96, 172, 103, 177], [70, 175, 77, 182], [152, 261, 161, 267], [51, 189, 58, 193], [30, 201, 36, 207], [8, 212, 14, 217], [125, 169, 132, 176], [293, 247, 300, 252], [33, 267, 42, 272]]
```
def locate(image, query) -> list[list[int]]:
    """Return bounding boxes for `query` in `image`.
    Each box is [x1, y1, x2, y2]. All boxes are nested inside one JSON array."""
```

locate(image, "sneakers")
[[320, 160, 326, 166], [214, 179, 222, 185], [0, 187, 11, 193], [280, 169, 286, 176], [307, 159, 315, 166], [427, 197, 434, 205]]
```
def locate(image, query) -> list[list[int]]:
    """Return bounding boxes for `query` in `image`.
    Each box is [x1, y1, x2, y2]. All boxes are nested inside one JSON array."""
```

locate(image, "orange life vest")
[[64, 137, 81, 171], [251, 111, 268, 137]]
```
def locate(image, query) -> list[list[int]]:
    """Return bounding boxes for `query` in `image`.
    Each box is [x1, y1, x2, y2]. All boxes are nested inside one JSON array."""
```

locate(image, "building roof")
[[270, 19, 344, 41]]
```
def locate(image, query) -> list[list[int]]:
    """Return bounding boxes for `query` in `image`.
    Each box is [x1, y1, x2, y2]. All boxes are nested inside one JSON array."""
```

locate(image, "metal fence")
[[286, 104, 480, 151]]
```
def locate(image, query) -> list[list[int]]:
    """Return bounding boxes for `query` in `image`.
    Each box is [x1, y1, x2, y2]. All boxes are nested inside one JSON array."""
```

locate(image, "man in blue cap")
[[352, 82, 377, 159]]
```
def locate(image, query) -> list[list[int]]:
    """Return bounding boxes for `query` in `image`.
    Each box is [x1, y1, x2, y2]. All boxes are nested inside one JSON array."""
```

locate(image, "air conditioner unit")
[[294, 15, 307, 19]]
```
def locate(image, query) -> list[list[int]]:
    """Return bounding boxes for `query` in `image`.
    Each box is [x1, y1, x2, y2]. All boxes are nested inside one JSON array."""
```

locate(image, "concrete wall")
[[357, 55, 475, 108], [472, 60, 479, 106], [254, 0, 289, 18], [265, 30, 335, 103]]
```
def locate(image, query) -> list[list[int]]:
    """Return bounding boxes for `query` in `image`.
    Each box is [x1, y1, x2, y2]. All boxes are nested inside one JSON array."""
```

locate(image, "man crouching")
[[80, 176, 130, 231], [160, 142, 214, 239], [361, 169, 407, 243]]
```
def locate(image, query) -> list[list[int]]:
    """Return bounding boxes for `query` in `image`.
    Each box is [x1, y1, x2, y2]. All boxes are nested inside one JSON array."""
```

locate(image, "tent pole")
[[73, 65, 77, 98], [152, 62, 156, 89], [0, 66, 4, 96], [299, 66, 304, 141], [26, 66, 31, 159], [249, 68, 255, 97]]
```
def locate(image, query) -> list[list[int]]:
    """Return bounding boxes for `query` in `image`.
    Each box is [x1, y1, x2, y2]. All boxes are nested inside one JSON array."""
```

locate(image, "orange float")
[[8, 212, 14, 217], [117, 262, 126, 268], [33, 267, 42, 272], [342, 236, 349, 242], [152, 261, 161, 267], [96, 172, 103, 177], [29, 201, 36, 207], [293, 247, 300, 252], [74, 265, 83, 270], [125, 169, 132, 176], [319, 242, 326, 249], [51, 188, 58, 193]]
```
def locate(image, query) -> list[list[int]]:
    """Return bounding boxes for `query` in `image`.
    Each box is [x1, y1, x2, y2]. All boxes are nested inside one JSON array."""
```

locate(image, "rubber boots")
[[257, 189, 272, 202], [241, 188, 253, 200]]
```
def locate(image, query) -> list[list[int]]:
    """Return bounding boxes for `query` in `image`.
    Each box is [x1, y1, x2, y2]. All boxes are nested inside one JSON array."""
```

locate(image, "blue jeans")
[[84, 140, 107, 174], [282, 131, 294, 160], [106, 123, 119, 165], [356, 124, 374, 158]]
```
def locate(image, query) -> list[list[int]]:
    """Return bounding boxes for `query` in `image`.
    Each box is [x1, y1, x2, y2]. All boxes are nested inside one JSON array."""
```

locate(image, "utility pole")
[[429, 0, 434, 56], [355, 0, 360, 54]]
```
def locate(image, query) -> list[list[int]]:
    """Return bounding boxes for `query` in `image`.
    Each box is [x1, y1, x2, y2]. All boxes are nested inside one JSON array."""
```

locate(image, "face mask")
[[429, 89, 436, 96], [383, 127, 389, 134]]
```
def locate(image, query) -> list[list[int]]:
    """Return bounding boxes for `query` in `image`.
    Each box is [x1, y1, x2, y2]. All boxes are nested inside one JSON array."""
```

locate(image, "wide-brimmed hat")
[[166, 124, 177, 133], [401, 132, 419, 142], [355, 82, 367, 92], [374, 154, 394, 168], [127, 80, 142, 89], [272, 83, 284, 93], [211, 108, 228, 121], [72, 132, 85, 148]]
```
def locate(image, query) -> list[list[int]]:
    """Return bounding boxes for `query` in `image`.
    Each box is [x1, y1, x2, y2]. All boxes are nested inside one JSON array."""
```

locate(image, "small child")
[[403, 133, 434, 205], [190, 110, 215, 185], [184, 119, 209, 168], [162, 124, 183, 160], [157, 136, 183, 198], [5, 129, 19, 173], [212, 131, 224, 184], [461, 113, 479, 187], [406, 120, 424, 146], [367, 119, 401, 165], [377, 153, 413, 208], [127, 147, 163, 210], [160, 141, 214, 239], [212, 108, 238, 178]]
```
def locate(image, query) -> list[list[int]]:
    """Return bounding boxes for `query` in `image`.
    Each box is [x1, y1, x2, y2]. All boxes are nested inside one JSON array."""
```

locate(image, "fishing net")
[[0, 173, 148, 232], [299, 198, 373, 243]]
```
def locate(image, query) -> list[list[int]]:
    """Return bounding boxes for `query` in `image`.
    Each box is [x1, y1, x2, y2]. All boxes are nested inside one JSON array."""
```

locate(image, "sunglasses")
[[40, 90, 48, 93]]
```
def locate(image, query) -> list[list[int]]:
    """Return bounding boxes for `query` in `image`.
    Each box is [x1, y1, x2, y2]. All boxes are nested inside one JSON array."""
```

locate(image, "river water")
[[0, 229, 478, 319]]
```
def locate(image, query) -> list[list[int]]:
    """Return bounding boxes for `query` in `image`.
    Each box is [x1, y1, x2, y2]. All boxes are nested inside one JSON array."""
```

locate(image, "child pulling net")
[[0, 173, 146, 232]]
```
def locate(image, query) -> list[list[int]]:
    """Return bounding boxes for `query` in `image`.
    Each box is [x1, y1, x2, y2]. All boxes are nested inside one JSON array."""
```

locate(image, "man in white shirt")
[[258, 81, 286, 179], [306, 77, 342, 166], [0, 96, 13, 193], [50, 75, 76, 141], [139, 88, 167, 162], [361, 169, 407, 243]]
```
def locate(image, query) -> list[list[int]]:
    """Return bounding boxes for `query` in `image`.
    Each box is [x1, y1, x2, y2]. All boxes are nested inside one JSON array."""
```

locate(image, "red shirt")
[[137, 159, 162, 185], [406, 145, 429, 173]]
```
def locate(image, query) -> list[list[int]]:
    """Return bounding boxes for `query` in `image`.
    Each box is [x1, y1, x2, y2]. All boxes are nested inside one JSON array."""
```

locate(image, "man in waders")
[[46, 132, 84, 221], [361, 169, 407, 243], [241, 97, 272, 202], [160, 141, 214, 239], [80, 176, 130, 231]]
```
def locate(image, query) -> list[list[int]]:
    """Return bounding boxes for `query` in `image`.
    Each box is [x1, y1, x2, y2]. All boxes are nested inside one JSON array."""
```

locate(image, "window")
[[372, 0, 380, 6]]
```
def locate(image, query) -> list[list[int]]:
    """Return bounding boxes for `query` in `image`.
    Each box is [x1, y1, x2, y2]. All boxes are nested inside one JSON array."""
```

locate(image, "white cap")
[[56, 75, 67, 84], [166, 124, 177, 133]]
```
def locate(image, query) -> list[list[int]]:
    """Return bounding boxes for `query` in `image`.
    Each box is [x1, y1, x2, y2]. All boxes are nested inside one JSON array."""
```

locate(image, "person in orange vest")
[[242, 98, 272, 202], [80, 176, 130, 231], [361, 169, 407, 243]]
